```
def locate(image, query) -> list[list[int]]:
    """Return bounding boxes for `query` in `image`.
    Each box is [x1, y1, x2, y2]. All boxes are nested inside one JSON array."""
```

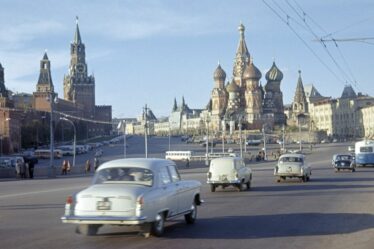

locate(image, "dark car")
[[332, 154, 355, 172]]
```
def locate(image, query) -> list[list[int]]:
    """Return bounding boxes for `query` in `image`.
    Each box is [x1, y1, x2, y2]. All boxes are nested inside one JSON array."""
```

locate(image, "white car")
[[274, 154, 311, 182], [207, 157, 252, 192], [61, 158, 203, 237]]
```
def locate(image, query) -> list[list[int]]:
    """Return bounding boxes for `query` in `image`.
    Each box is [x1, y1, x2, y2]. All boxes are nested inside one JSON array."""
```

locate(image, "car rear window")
[[280, 157, 303, 163], [93, 167, 153, 186]]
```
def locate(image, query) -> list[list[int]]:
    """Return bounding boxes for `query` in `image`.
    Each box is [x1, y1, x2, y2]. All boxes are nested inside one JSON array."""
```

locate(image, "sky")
[[0, 0, 373, 118]]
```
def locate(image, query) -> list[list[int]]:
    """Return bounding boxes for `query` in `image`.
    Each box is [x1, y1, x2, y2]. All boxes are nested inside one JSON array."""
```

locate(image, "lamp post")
[[168, 121, 171, 151], [238, 115, 243, 158], [60, 117, 76, 167], [205, 116, 210, 166], [47, 92, 57, 178], [263, 124, 267, 160], [123, 121, 127, 158], [143, 105, 148, 158], [221, 118, 225, 153], [282, 124, 285, 151], [298, 114, 305, 152]]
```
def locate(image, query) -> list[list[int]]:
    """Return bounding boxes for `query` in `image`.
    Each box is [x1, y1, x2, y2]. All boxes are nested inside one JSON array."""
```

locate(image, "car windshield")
[[93, 167, 153, 186], [280, 157, 303, 163]]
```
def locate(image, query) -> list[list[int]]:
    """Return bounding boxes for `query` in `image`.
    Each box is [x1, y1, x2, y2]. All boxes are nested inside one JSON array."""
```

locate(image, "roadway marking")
[[0, 185, 85, 200]]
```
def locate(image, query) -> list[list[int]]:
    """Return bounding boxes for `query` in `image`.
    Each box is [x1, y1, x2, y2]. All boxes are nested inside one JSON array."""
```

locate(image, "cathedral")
[[209, 23, 285, 132]]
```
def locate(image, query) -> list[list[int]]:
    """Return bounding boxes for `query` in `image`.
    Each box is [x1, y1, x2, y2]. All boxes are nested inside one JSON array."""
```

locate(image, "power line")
[[262, 0, 346, 85], [285, 0, 357, 87]]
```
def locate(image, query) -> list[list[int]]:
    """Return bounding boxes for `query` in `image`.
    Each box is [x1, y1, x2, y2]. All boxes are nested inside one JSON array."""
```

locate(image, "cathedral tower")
[[233, 23, 250, 88], [292, 70, 308, 117], [63, 17, 95, 117], [264, 61, 285, 125], [243, 58, 263, 128]]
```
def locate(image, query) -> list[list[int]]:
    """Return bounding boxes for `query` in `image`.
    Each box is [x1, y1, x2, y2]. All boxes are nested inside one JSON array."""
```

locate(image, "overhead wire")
[[286, 0, 355, 86], [262, 0, 346, 86]]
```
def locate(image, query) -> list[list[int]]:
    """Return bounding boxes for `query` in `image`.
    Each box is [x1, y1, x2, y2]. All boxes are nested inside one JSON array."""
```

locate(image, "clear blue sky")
[[0, 0, 373, 118]]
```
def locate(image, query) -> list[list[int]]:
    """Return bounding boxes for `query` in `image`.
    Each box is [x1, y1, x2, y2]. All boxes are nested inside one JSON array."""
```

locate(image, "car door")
[[167, 165, 189, 214], [158, 166, 178, 217]]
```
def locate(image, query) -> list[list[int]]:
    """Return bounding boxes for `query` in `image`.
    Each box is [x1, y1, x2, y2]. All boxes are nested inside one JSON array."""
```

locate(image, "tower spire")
[[74, 16, 82, 44]]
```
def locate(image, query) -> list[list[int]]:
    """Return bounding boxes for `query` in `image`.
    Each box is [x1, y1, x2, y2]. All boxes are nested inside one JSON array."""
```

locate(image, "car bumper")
[[61, 215, 147, 225], [207, 179, 241, 184], [274, 172, 304, 177]]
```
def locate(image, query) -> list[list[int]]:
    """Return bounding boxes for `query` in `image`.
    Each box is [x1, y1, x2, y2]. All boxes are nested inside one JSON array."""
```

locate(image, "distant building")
[[1, 18, 112, 153]]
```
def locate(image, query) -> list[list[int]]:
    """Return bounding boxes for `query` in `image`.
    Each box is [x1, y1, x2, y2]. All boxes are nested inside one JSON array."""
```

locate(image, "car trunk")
[[210, 163, 236, 181], [278, 163, 302, 174], [74, 184, 149, 217]]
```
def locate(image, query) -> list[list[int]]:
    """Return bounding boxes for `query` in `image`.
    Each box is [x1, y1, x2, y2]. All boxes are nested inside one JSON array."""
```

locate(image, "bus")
[[34, 149, 63, 159], [355, 140, 374, 166], [165, 151, 192, 161]]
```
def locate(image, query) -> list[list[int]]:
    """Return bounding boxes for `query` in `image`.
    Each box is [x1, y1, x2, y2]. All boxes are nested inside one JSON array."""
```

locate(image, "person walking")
[[94, 157, 100, 171], [15, 160, 21, 179], [61, 160, 68, 175], [67, 160, 71, 173], [85, 159, 91, 173], [185, 159, 190, 168], [18, 159, 26, 179], [28, 159, 35, 179]]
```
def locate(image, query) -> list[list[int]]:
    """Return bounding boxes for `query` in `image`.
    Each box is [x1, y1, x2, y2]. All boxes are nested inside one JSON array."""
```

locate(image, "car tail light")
[[137, 196, 144, 207], [66, 196, 73, 205]]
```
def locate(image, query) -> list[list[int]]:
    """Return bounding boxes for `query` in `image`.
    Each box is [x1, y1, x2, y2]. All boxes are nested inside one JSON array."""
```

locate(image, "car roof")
[[211, 157, 242, 163], [98, 158, 175, 171]]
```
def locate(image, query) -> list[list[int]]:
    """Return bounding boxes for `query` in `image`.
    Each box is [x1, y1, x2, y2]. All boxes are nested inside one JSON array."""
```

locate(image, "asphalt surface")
[[1, 137, 374, 249]]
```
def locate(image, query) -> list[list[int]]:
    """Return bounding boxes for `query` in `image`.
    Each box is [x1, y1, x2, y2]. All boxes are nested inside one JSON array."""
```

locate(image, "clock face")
[[76, 63, 85, 73]]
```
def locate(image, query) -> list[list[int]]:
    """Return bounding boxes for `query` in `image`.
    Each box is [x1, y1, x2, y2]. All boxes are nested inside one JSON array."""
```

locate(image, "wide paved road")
[[1, 138, 374, 249]]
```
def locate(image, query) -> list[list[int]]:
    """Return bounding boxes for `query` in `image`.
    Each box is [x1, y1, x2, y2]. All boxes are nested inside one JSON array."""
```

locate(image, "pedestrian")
[[94, 157, 100, 171], [61, 160, 68, 175], [186, 159, 190, 168], [85, 159, 91, 173], [28, 159, 35, 179], [17, 159, 26, 179], [15, 160, 21, 179], [67, 160, 71, 173]]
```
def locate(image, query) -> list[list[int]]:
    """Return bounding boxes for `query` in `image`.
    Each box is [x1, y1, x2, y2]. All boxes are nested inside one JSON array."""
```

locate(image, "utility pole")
[[239, 116, 243, 158], [143, 104, 148, 158], [48, 92, 56, 178], [282, 124, 285, 151], [263, 124, 267, 161]]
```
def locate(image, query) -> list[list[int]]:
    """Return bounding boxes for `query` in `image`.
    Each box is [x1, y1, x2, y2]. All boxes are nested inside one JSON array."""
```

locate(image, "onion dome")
[[226, 79, 240, 92], [243, 59, 262, 80], [213, 63, 226, 81], [265, 62, 283, 81]]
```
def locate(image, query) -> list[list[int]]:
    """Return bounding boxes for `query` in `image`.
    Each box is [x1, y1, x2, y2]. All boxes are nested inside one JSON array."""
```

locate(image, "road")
[[1, 138, 374, 249]]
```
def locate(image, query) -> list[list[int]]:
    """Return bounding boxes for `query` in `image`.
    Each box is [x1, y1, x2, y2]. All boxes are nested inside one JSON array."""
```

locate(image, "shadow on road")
[[163, 213, 374, 239], [252, 183, 374, 192], [0, 203, 63, 210]]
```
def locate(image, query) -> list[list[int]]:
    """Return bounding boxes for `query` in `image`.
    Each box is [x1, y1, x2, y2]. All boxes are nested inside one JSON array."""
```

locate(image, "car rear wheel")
[[246, 180, 251, 190], [238, 181, 247, 191], [185, 203, 197, 224], [151, 213, 165, 237], [210, 184, 216, 192], [76, 224, 99, 236]]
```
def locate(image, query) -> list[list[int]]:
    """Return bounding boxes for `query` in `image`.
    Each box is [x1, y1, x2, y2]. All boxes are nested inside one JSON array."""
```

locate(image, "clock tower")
[[63, 17, 95, 117]]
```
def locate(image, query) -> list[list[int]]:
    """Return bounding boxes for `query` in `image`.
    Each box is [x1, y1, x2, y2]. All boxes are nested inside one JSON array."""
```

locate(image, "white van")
[[207, 157, 252, 192], [165, 151, 192, 161]]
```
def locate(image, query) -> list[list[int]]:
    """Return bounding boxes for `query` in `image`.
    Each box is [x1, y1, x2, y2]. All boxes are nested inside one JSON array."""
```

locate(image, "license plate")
[[97, 201, 111, 210], [219, 175, 228, 181]]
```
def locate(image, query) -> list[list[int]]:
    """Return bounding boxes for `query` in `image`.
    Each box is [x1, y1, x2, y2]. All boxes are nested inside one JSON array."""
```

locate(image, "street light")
[[168, 121, 171, 151], [0, 118, 10, 156], [238, 115, 243, 158], [60, 117, 76, 168], [262, 124, 267, 160], [143, 104, 148, 158], [221, 118, 225, 153], [205, 116, 210, 166], [298, 114, 306, 152], [47, 92, 58, 178]]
